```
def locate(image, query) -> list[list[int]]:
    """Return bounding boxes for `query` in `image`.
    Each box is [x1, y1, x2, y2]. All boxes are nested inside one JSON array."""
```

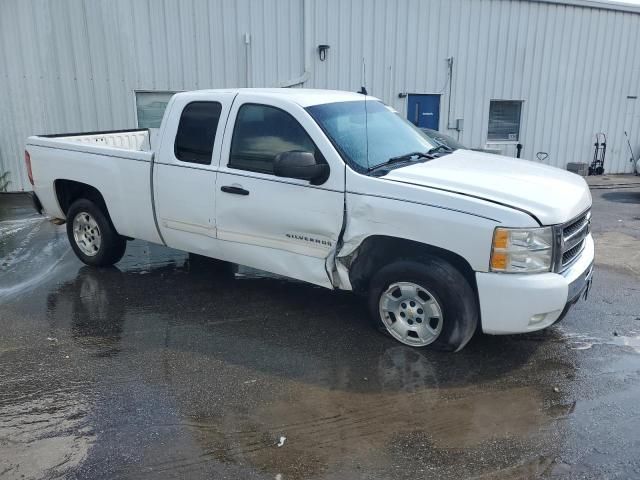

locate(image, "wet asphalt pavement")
[[2, 185, 640, 480]]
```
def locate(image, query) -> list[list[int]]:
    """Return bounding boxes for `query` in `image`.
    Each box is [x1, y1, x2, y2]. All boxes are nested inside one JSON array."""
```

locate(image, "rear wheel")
[[368, 257, 478, 351], [66, 199, 126, 267]]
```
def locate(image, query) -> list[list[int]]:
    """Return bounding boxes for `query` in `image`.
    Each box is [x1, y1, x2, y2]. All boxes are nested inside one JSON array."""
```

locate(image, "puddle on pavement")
[[560, 331, 599, 351], [0, 218, 69, 299], [609, 334, 640, 353], [0, 216, 42, 236], [600, 191, 640, 204], [184, 384, 553, 479], [5, 193, 636, 479], [20, 259, 579, 479], [560, 329, 640, 354], [1, 194, 72, 300], [0, 376, 94, 478]]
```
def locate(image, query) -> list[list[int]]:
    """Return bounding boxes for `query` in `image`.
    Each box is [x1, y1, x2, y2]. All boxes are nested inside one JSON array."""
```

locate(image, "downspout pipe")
[[446, 57, 454, 130], [279, 0, 310, 87], [244, 33, 251, 87]]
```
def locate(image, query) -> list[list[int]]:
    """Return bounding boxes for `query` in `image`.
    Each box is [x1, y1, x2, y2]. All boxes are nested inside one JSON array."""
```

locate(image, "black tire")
[[66, 199, 127, 267], [368, 256, 478, 352]]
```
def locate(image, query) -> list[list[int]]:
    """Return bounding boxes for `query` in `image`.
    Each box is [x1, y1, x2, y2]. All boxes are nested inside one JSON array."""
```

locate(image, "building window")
[[229, 103, 317, 175], [488, 100, 522, 141], [135, 91, 176, 129], [174, 102, 222, 165]]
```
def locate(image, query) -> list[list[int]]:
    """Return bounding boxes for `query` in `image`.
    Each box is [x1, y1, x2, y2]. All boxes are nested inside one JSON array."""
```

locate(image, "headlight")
[[490, 227, 554, 273]]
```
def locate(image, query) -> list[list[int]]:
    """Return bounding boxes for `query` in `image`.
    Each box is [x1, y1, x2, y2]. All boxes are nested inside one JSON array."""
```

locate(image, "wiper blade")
[[427, 144, 453, 155], [388, 151, 435, 163], [368, 151, 434, 172]]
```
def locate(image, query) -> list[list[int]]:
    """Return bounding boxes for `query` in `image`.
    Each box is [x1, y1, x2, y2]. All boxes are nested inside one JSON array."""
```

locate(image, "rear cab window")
[[174, 102, 222, 165]]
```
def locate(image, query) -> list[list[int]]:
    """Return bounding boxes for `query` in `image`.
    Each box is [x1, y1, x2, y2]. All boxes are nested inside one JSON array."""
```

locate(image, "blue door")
[[407, 94, 440, 130]]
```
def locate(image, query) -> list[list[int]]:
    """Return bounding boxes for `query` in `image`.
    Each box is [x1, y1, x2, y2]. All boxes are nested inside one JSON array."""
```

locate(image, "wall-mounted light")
[[317, 44, 330, 61], [398, 92, 407, 98]]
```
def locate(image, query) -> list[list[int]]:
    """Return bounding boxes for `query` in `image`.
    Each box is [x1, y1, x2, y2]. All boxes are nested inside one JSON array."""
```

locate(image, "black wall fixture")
[[318, 44, 330, 61]]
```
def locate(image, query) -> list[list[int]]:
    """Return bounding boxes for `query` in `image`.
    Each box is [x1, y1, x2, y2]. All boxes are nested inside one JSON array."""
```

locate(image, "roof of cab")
[[175, 88, 370, 107]]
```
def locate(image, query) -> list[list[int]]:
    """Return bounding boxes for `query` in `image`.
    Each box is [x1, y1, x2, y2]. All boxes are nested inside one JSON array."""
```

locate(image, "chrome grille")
[[557, 209, 591, 271], [562, 242, 583, 265], [563, 214, 588, 238]]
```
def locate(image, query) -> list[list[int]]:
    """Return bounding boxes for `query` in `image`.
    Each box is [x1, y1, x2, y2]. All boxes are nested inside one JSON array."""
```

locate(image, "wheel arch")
[[54, 180, 118, 232], [343, 235, 478, 298]]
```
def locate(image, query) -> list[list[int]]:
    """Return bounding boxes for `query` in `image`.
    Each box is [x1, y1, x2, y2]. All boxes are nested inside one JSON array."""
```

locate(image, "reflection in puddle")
[[570, 341, 594, 350], [0, 218, 70, 299], [560, 329, 640, 354], [184, 384, 553, 479], [377, 347, 439, 392], [609, 334, 640, 353], [0, 216, 42, 237], [561, 332, 599, 351], [0, 384, 94, 478]]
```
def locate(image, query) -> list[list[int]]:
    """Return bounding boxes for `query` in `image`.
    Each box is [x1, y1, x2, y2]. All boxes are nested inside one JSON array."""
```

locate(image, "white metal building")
[[2, 0, 640, 192]]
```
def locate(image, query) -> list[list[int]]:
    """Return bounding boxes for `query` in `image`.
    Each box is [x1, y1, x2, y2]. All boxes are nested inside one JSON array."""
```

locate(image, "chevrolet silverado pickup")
[[25, 88, 594, 351]]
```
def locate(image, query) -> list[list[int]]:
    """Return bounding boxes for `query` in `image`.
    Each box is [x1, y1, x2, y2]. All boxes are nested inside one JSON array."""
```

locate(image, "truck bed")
[[26, 128, 162, 245], [27, 128, 152, 159]]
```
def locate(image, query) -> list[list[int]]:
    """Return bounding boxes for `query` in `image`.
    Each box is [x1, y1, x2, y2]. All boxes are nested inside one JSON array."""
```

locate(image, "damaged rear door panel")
[[214, 93, 346, 288]]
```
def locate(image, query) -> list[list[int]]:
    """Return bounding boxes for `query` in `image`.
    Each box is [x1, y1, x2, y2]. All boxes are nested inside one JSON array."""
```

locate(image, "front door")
[[407, 94, 440, 130], [214, 95, 345, 288]]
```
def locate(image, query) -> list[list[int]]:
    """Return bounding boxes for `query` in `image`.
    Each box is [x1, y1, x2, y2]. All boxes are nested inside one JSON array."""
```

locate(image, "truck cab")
[[26, 89, 594, 352]]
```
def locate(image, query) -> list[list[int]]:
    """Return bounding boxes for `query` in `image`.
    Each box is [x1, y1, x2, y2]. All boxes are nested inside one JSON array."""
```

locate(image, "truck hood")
[[383, 149, 592, 225]]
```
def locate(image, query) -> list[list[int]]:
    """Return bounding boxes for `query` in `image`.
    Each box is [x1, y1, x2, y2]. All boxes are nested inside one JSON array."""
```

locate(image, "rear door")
[[153, 92, 235, 255], [214, 94, 345, 287]]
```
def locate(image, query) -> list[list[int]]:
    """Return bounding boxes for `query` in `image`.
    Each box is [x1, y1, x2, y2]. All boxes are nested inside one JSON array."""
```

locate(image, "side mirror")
[[273, 151, 329, 185]]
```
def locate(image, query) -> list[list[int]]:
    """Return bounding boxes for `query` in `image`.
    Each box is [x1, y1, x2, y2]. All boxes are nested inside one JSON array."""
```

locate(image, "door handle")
[[221, 185, 250, 196]]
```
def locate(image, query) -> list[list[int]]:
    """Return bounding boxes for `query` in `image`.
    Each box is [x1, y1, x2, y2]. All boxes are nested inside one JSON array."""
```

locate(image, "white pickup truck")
[[25, 88, 594, 351]]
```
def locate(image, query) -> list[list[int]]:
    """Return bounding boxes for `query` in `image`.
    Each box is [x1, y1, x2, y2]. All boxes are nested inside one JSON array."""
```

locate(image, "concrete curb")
[[585, 174, 640, 189]]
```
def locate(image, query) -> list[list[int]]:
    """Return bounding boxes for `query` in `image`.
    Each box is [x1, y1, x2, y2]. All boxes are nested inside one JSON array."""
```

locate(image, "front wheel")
[[368, 257, 478, 352], [66, 199, 127, 267]]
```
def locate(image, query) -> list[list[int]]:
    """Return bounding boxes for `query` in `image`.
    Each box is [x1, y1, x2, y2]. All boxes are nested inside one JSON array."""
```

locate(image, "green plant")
[[0, 170, 10, 192]]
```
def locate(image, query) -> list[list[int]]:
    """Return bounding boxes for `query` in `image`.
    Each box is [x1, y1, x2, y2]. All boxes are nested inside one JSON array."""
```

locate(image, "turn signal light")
[[492, 229, 509, 249], [490, 252, 508, 270]]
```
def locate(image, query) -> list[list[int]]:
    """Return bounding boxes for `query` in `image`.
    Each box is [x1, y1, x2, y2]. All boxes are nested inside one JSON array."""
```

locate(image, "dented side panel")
[[332, 170, 539, 290], [215, 92, 347, 289]]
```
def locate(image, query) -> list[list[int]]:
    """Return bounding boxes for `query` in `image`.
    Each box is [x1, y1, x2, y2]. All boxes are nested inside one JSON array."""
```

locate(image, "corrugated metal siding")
[[2, 0, 640, 191], [307, 0, 640, 172], [0, 0, 304, 191]]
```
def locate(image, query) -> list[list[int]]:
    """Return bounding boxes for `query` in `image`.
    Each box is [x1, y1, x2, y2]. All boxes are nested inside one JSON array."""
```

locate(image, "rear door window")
[[174, 102, 222, 165]]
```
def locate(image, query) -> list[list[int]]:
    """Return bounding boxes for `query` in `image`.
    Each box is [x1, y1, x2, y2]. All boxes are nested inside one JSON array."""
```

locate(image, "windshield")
[[306, 100, 436, 173], [420, 128, 466, 150]]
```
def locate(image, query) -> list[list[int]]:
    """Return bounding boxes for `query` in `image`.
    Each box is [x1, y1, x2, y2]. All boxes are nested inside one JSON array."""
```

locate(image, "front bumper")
[[477, 234, 594, 335]]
